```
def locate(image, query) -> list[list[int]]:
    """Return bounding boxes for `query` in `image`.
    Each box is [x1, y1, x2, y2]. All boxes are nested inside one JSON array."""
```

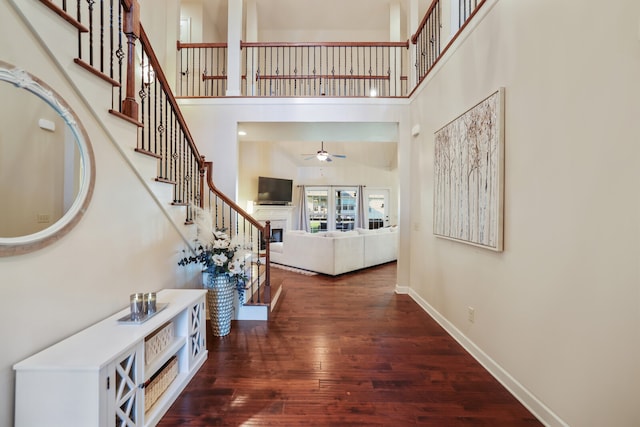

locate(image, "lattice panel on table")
[[115, 352, 138, 426], [190, 301, 205, 361], [145, 323, 174, 365]]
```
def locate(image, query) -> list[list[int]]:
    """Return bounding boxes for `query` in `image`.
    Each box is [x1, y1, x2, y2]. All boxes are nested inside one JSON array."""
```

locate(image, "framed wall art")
[[433, 87, 505, 251]]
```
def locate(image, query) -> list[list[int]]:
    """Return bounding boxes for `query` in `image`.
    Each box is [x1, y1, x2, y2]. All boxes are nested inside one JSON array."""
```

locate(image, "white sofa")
[[270, 227, 398, 275]]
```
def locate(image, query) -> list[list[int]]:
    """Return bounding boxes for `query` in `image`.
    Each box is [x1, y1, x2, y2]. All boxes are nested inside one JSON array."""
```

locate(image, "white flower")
[[213, 239, 230, 249], [212, 253, 228, 266], [213, 230, 229, 240], [228, 259, 244, 276]]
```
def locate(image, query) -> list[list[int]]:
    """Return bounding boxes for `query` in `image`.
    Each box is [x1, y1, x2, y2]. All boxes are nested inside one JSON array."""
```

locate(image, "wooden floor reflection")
[[158, 263, 541, 426]]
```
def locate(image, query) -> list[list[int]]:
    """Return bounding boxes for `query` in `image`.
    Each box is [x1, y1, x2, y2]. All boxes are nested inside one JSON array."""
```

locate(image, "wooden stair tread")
[[37, 0, 89, 32], [244, 281, 281, 308]]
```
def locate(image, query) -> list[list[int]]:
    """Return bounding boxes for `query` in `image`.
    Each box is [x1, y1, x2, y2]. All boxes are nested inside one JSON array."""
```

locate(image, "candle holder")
[[130, 293, 145, 321]]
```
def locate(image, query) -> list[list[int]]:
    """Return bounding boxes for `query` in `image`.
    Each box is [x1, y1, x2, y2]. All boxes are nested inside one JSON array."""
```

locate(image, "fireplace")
[[271, 228, 283, 243], [251, 205, 294, 250], [261, 228, 283, 250]]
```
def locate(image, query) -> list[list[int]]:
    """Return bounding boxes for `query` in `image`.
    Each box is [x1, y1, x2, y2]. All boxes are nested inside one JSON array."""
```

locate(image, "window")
[[335, 189, 356, 231], [306, 188, 328, 233]]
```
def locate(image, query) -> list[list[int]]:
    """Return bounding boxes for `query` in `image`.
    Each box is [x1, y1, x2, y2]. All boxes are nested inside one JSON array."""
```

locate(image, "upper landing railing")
[[412, 0, 486, 87], [177, 41, 410, 98], [176, 0, 485, 99]]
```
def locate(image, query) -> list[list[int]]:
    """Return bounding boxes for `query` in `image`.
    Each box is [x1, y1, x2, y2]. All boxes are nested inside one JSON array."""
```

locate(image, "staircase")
[[12, 0, 276, 319]]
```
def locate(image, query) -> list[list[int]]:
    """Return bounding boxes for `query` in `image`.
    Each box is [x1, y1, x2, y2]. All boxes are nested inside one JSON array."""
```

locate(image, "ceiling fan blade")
[[303, 155, 316, 160], [325, 157, 333, 162], [331, 154, 347, 158]]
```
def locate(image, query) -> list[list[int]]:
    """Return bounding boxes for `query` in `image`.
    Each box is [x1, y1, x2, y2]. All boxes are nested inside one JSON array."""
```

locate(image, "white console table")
[[14, 289, 207, 427]]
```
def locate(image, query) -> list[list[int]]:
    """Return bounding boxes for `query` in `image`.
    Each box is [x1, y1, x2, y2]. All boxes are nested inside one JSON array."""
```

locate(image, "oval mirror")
[[0, 61, 95, 256]]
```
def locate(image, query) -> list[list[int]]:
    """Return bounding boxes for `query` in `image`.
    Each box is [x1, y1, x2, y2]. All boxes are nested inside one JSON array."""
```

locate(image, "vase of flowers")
[[178, 208, 247, 337], [202, 271, 237, 336]]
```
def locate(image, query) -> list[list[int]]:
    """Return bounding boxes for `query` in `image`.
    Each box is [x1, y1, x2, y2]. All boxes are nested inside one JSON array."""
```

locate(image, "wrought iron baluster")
[[77, 0, 82, 58], [99, 0, 104, 72], [114, 2, 124, 111], [294, 46, 298, 96], [87, 0, 95, 66], [108, 0, 113, 80]]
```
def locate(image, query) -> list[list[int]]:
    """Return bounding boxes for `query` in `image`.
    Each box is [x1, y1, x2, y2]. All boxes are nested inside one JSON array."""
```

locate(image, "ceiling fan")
[[302, 141, 347, 162]]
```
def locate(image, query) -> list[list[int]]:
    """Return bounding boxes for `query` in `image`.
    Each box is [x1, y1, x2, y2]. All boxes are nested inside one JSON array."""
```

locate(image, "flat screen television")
[[257, 176, 293, 205]]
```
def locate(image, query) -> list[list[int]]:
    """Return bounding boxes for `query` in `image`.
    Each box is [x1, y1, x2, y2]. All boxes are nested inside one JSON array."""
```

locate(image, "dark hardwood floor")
[[158, 263, 541, 426]]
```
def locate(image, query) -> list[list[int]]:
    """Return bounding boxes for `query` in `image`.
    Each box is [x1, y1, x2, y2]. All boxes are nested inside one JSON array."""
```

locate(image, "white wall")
[[0, 2, 198, 426], [408, 0, 640, 425], [139, 0, 180, 93], [260, 29, 389, 42], [179, 0, 204, 42]]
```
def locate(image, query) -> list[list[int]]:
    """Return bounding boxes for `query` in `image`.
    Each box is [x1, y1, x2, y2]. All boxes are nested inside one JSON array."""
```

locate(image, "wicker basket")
[[144, 322, 174, 365], [144, 356, 178, 411]]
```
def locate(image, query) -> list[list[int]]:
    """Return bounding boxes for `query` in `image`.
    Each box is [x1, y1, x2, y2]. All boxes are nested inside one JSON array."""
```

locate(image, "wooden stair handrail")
[[255, 74, 391, 81], [178, 41, 228, 50], [121, 0, 133, 11], [411, 0, 441, 44], [241, 41, 410, 49], [407, 0, 488, 97], [202, 162, 264, 232], [411, 0, 488, 44], [138, 25, 203, 165]]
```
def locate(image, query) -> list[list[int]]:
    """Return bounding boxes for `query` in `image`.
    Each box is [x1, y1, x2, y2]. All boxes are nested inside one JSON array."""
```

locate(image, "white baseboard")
[[395, 284, 410, 294], [236, 304, 268, 321], [407, 288, 568, 427]]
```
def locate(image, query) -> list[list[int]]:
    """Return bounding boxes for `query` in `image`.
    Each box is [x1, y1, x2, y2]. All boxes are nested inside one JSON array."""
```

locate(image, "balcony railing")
[[177, 41, 228, 97], [412, 0, 486, 86], [412, 0, 442, 85], [177, 41, 410, 98], [242, 42, 409, 97], [175, 0, 486, 98]]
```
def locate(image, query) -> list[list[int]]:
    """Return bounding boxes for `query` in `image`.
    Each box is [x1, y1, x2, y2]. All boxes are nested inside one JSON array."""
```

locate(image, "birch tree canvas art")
[[433, 88, 504, 251]]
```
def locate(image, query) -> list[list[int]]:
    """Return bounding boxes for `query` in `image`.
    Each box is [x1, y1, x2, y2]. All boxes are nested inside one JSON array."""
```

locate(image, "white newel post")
[[226, 0, 243, 96]]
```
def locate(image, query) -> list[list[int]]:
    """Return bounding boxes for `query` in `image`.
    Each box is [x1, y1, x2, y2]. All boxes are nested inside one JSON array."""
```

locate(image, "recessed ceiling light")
[[238, 130, 247, 136]]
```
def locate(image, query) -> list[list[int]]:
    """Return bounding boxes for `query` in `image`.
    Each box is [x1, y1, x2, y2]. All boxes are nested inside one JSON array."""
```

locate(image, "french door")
[[304, 186, 359, 232], [365, 188, 390, 229]]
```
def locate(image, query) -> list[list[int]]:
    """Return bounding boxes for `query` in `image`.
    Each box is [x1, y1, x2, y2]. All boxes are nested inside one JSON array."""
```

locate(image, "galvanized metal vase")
[[204, 273, 236, 337]]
